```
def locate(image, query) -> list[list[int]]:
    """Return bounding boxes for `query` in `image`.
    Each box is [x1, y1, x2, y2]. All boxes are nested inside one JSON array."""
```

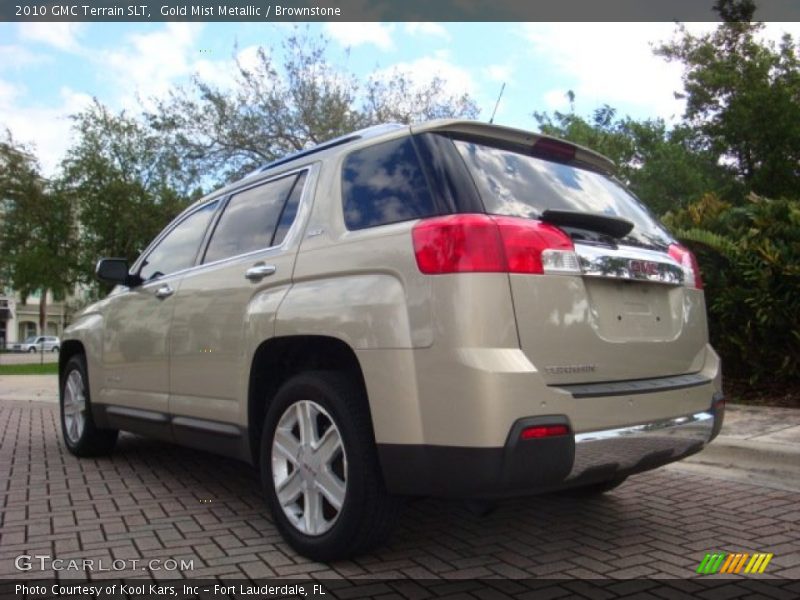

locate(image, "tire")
[[52, 346, 60, 353], [260, 370, 401, 561], [560, 476, 628, 496], [28, 347, 36, 353], [60, 354, 118, 457]]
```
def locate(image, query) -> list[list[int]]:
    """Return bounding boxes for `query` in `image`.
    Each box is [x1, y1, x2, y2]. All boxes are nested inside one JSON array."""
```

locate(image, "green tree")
[[59, 101, 195, 291], [0, 131, 76, 334], [533, 104, 731, 215], [147, 30, 480, 184], [656, 0, 800, 199]]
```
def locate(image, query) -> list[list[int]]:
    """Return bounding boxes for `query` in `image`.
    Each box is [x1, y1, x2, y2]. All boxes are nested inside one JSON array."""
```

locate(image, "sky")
[[1, 20, 799, 176]]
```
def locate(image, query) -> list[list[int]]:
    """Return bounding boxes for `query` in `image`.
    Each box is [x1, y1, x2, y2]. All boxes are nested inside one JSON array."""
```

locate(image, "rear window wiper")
[[540, 209, 634, 239]]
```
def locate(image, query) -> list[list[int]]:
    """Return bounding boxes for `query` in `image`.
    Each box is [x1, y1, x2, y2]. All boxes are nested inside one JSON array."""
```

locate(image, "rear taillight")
[[412, 214, 505, 274], [668, 243, 704, 289], [412, 214, 580, 275]]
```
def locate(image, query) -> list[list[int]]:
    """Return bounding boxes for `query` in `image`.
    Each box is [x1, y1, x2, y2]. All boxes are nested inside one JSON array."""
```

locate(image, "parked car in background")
[[13, 335, 60, 353], [59, 120, 724, 561]]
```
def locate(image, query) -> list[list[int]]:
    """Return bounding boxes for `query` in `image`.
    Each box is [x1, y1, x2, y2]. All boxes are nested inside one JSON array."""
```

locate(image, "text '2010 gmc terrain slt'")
[[60, 120, 724, 560]]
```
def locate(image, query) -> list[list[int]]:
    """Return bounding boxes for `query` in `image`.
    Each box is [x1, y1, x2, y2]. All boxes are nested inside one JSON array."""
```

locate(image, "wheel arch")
[[247, 335, 372, 465], [59, 340, 86, 391]]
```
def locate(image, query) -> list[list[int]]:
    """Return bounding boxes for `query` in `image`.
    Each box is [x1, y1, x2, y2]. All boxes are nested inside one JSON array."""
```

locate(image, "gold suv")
[[60, 120, 724, 560]]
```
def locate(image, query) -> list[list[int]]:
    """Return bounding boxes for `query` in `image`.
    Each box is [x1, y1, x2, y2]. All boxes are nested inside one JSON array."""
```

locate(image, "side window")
[[139, 200, 218, 281], [203, 174, 299, 264], [342, 137, 437, 230]]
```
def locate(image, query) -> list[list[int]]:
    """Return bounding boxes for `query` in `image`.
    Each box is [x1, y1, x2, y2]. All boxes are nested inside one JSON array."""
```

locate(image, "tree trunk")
[[38, 289, 47, 335], [39, 289, 47, 364]]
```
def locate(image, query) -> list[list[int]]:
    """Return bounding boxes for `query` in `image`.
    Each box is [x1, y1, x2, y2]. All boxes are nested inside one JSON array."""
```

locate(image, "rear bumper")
[[378, 395, 724, 497]]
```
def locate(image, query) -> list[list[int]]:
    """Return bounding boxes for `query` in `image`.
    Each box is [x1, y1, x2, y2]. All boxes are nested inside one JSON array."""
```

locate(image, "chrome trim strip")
[[575, 242, 684, 285], [172, 416, 242, 438], [567, 410, 714, 480], [556, 372, 711, 399], [104, 407, 242, 438], [574, 411, 713, 443], [105, 406, 169, 423]]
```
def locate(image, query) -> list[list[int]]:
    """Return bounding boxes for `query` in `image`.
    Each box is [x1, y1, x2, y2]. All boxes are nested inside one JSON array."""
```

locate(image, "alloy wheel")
[[63, 370, 87, 444], [271, 400, 347, 536]]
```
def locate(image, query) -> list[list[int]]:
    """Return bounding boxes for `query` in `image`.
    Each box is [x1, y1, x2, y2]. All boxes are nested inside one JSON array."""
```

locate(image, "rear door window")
[[203, 173, 300, 264], [342, 137, 437, 230], [453, 138, 673, 249]]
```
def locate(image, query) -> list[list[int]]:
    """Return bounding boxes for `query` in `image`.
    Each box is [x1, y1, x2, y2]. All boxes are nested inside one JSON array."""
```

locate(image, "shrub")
[[663, 194, 800, 387]]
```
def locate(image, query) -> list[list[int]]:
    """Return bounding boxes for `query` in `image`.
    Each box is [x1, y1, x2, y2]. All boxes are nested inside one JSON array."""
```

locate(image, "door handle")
[[155, 285, 174, 299], [245, 264, 276, 281]]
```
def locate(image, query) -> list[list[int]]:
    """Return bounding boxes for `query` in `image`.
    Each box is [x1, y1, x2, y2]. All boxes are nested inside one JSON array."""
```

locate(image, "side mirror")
[[95, 258, 141, 287]]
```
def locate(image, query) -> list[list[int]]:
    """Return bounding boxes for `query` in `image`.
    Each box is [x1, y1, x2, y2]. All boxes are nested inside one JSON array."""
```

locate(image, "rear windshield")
[[453, 138, 673, 249]]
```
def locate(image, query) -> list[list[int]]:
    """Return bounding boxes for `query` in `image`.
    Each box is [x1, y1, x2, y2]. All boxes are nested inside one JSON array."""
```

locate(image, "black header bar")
[[3, 0, 800, 22]]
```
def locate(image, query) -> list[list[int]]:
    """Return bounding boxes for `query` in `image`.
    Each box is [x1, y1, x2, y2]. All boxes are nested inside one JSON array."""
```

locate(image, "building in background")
[[0, 288, 69, 349]]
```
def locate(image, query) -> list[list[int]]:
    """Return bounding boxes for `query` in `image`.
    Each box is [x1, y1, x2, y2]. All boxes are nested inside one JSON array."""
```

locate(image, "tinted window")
[[272, 171, 307, 246], [342, 137, 436, 230], [139, 201, 218, 281], [454, 139, 673, 249], [204, 175, 298, 264]]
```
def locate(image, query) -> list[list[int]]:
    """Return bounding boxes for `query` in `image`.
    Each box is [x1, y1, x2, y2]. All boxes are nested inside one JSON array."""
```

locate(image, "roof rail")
[[253, 123, 406, 175]]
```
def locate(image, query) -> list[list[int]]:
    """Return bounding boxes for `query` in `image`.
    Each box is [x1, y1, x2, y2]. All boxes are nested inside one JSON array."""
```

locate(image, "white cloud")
[[521, 22, 800, 123], [325, 22, 395, 51], [235, 45, 265, 73], [0, 78, 24, 107], [2, 22, 208, 175], [191, 44, 265, 91], [755, 22, 800, 47], [404, 23, 451, 40], [483, 64, 514, 84], [18, 23, 85, 53], [372, 56, 476, 98], [0, 84, 92, 174], [101, 23, 204, 109], [1, 22, 222, 175], [0, 45, 50, 69], [369, 56, 478, 121], [192, 57, 234, 89], [521, 23, 699, 122], [542, 89, 573, 112]]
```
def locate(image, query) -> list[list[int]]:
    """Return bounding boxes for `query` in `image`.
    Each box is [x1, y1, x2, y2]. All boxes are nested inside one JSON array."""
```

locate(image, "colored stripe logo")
[[697, 552, 773, 574]]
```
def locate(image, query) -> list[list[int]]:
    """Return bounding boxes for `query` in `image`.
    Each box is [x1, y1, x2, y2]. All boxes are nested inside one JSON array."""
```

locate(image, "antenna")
[[489, 82, 506, 124]]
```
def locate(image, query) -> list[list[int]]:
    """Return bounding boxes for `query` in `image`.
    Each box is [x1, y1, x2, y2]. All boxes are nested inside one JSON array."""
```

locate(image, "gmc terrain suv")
[[60, 120, 724, 560]]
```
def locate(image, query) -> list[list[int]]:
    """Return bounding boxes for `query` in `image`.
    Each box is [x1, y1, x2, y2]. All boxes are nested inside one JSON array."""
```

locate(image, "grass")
[[0, 363, 59, 375]]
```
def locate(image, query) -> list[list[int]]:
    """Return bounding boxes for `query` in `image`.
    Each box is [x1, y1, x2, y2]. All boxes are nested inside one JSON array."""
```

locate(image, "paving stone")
[[0, 399, 798, 586]]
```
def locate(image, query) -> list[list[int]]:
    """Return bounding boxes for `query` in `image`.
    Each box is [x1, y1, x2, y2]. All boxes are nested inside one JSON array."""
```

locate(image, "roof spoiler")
[[410, 119, 617, 174]]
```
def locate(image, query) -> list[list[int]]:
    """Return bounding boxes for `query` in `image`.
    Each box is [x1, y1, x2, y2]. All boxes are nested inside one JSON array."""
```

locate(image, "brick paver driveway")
[[1, 400, 799, 583]]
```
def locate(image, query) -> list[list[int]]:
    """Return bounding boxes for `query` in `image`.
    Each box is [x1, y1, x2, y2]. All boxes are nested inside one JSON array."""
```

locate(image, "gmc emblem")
[[629, 259, 660, 276]]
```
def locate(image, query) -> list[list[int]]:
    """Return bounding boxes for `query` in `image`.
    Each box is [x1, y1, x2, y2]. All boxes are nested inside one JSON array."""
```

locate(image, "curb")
[[688, 435, 800, 473]]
